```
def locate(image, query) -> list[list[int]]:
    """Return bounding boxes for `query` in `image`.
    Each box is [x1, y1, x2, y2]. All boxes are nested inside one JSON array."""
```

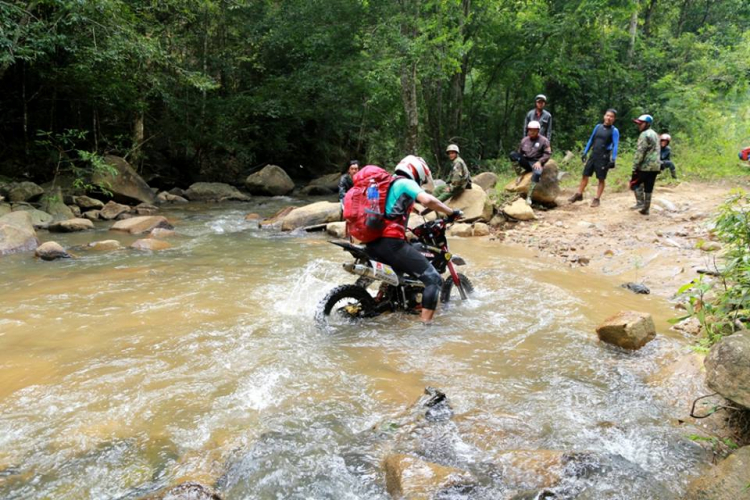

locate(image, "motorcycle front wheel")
[[440, 273, 474, 303], [315, 284, 377, 329]]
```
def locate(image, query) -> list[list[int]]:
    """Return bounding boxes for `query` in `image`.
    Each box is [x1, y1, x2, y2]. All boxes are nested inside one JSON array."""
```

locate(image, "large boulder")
[[184, 182, 250, 202], [93, 155, 156, 205], [0, 211, 39, 255], [505, 160, 561, 205], [383, 454, 475, 500], [472, 172, 498, 192], [48, 218, 94, 233], [35, 241, 70, 261], [280, 201, 341, 231], [301, 173, 341, 195], [596, 311, 656, 350], [100, 201, 131, 220], [8, 181, 44, 202], [503, 198, 536, 221], [446, 183, 493, 222], [0, 203, 10, 217], [110, 216, 173, 235], [74, 195, 105, 210], [448, 223, 473, 237], [40, 186, 75, 221], [685, 446, 750, 500], [156, 191, 188, 204], [245, 165, 295, 196], [705, 330, 750, 408]]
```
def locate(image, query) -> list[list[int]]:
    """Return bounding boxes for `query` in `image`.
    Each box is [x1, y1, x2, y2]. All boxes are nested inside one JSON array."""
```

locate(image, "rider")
[[659, 134, 676, 179], [365, 155, 461, 324]]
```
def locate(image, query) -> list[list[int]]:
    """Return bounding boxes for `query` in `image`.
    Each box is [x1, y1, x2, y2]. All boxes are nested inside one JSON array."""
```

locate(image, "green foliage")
[[675, 189, 750, 348]]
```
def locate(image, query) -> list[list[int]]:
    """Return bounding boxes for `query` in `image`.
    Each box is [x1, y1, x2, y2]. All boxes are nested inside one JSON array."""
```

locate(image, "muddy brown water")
[[0, 200, 710, 499]]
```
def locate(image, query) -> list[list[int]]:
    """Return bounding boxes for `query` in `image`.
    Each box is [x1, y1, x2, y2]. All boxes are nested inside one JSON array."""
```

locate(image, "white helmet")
[[446, 144, 460, 154], [395, 155, 432, 186], [527, 120, 541, 130], [660, 133, 671, 142]]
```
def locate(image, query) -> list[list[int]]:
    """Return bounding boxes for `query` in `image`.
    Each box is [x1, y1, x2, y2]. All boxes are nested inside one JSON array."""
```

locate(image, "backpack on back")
[[343, 165, 395, 243]]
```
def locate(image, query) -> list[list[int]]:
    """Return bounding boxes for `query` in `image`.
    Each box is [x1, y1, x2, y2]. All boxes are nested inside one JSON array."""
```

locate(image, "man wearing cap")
[[568, 109, 619, 208], [523, 94, 553, 141], [629, 114, 661, 215], [435, 144, 471, 202], [659, 134, 676, 179], [339, 160, 360, 207], [509, 121, 552, 205]]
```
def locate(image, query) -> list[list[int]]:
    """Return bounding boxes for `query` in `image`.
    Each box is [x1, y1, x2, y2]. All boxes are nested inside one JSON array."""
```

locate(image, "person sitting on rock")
[[509, 121, 552, 206], [568, 109, 619, 208], [338, 160, 359, 207], [434, 144, 471, 202], [659, 134, 676, 179]]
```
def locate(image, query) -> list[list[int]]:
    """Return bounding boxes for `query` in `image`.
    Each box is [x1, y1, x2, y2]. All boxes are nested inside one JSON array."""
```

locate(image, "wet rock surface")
[[596, 310, 656, 350], [705, 330, 750, 408], [245, 165, 295, 196], [142, 481, 222, 500], [100, 200, 132, 220], [35, 241, 71, 261], [685, 446, 750, 500], [111, 216, 173, 235], [48, 218, 94, 233], [280, 201, 341, 231], [184, 182, 250, 202], [0, 211, 39, 255]]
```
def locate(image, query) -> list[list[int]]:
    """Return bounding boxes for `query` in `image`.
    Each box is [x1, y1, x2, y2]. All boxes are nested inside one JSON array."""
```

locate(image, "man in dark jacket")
[[509, 120, 552, 205], [659, 134, 676, 179], [568, 109, 619, 208], [338, 160, 359, 206], [523, 94, 552, 141]]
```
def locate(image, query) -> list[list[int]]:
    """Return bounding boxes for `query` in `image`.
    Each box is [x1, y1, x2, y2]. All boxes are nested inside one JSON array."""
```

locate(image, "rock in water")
[[93, 155, 156, 205], [596, 311, 656, 350], [383, 454, 475, 499], [40, 186, 75, 221], [88, 240, 122, 251], [705, 330, 750, 408], [0, 211, 39, 255], [472, 222, 490, 237], [74, 195, 105, 210], [48, 218, 94, 233], [280, 201, 341, 231], [503, 198, 536, 221], [685, 446, 750, 500], [325, 221, 347, 239], [621, 282, 650, 294], [472, 172, 498, 192], [245, 165, 295, 196], [184, 182, 250, 202], [301, 172, 341, 196], [35, 241, 70, 261], [131, 239, 171, 251], [446, 183, 493, 222], [110, 216, 173, 235], [448, 223, 473, 237]]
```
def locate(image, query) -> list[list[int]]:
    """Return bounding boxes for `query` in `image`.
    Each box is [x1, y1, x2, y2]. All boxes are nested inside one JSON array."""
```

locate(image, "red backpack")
[[343, 165, 397, 243]]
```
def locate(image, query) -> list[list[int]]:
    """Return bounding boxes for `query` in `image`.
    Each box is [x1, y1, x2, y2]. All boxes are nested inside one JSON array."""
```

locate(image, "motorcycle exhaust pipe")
[[343, 262, 400, 286]]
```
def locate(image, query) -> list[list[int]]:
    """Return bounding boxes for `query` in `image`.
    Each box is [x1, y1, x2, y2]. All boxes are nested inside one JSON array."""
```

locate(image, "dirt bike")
[[315, 216, 474, 328]]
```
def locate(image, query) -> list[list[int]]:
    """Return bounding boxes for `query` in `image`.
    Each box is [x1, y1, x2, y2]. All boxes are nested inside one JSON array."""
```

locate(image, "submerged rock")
[[131, 238, 171, 251], [383, 454, 476, 499], [493, 450, 597, 491], [596, 311, 656, 350], [621, 282, 651, 294], [0, 211, 39, 255], [150, 228, 176, 239], [35, 241, 70, 261], [685, 446, 750, 500], [705, 330, 750, 408], [245, 165, 295, 196], [88, 240, 122, 251], [110, 216, 173, 235]]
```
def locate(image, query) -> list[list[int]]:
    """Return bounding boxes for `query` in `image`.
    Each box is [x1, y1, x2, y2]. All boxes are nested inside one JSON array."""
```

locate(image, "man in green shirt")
[[629, 114, 661, 215], [435, 144, 471, 202]]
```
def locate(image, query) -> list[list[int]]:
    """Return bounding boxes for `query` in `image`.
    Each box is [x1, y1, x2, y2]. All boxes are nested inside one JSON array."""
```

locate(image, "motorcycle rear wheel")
[[440, 273, 474, 303], [315, 284, 377, 328]]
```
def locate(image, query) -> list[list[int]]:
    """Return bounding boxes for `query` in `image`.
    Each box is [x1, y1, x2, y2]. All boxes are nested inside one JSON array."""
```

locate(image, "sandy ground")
[[495, 180, 746, 300]]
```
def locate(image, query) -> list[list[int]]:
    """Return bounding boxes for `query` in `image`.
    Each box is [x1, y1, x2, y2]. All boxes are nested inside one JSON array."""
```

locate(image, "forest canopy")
[[1, 0, 748, 186]]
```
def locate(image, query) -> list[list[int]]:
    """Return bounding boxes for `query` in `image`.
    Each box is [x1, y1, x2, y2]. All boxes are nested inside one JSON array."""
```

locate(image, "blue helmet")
[[633, 114, 653, 124]]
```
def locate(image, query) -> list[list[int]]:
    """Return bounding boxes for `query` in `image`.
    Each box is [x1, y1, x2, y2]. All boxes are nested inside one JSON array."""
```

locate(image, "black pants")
[[509, 152, 542, 182], [630, 170, 658, 194], [366, 237, 442, 310], [661, 160, 676, 177]]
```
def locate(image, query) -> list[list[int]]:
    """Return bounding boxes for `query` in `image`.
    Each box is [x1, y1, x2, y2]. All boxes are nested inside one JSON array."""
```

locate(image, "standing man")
[[568, 109, 620, 208], [523, 94, 553, 141], [509, 121, 552, 205], [339, 160, 359, 207], [629, 114, 661, 215], [435, 144, 471, 202], [659, 134, 676, 179]]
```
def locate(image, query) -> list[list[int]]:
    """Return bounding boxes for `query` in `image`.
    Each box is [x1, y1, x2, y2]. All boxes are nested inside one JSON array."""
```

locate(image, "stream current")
[[0, 200, 710, 499]]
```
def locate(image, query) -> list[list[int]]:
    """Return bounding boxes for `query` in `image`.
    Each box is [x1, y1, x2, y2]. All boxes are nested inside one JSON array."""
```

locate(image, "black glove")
[[608, 160, 616, 169], [581, 152, 588, 163], [447, 209, 463, 222]]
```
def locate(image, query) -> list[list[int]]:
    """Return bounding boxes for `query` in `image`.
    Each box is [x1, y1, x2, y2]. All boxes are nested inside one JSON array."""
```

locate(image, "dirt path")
[[496, 181, 744, 300]]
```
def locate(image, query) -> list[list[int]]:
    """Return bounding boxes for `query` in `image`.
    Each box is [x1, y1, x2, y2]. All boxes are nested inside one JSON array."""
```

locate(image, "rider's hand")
[[448, 209, 463, 222]]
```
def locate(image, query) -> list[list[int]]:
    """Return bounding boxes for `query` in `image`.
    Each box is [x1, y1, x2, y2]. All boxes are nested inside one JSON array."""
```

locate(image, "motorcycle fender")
[[450, 256, 466, 266]]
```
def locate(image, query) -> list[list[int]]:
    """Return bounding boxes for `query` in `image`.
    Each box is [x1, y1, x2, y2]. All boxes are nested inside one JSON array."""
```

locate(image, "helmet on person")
[[660, 134, 671, 143], [446, 144, 460, 154], [633, 114, 653, 124], [527, 120, 541, 130], [395, 155, 432, 186], [535, 94, 547, 102]]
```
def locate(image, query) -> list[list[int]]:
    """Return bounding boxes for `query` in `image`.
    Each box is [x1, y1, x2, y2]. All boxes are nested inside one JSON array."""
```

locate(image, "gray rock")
[[110, 216, 173, 235], [48, 218, 94, 233], [82, 210, 101, 221], [10, 205, 53, 228], [621, 282, 650, 294], [40, 186, 75, 221], [8, 181, 44, 202], [245, 165, 295, 196], [88, 240, 122, 251], [596, 311, 656, 350], [131, 238, 171, 251], [503, 198, 536, 221], [685, 446, 750, 500], [0, 211, 39, 255], [505, 160, 561, 206], [472, 172, 498, 192], [184, 182, 250, 202], [448, 223, 473, 237], [446, 183, 493, 222], [35, 241, 70, 261], [93, 155, 156, 205], [100, 201, 131, 220], [156, 191, 188, 203], [68, 204, 82, 218], [472, 222, 490, 237], [280, 201, 341, 231], [74, 195, 105, 209], [168, 187, 187, 197], [304, 173, 341, 193], [705, 330, 750, 408], [135, 203, 159, 216], [325, 221, 347, 239], [0, 203, 10, 217]]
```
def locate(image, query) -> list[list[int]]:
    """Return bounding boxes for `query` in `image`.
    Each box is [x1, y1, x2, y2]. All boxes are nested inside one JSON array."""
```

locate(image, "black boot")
[[639, 193, 652, 215], [630, 185, 644, 210], [670, 168, 677, 179]]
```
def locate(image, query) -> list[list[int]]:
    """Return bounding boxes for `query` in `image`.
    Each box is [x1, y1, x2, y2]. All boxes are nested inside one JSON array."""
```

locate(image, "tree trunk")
[[677, 0, 692, 36], [132, 111, 145, 171], [643, 0, 657, 37], [400, 61, 419, 154], [628, 0, 639, 61]]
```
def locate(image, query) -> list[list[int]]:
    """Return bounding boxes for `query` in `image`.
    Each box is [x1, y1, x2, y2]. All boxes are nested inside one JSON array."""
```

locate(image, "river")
[[0, 200, 710, 499]]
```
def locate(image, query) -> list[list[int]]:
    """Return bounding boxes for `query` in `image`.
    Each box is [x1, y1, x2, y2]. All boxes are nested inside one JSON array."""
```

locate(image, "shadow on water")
[[0, 202, 711, 499]]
